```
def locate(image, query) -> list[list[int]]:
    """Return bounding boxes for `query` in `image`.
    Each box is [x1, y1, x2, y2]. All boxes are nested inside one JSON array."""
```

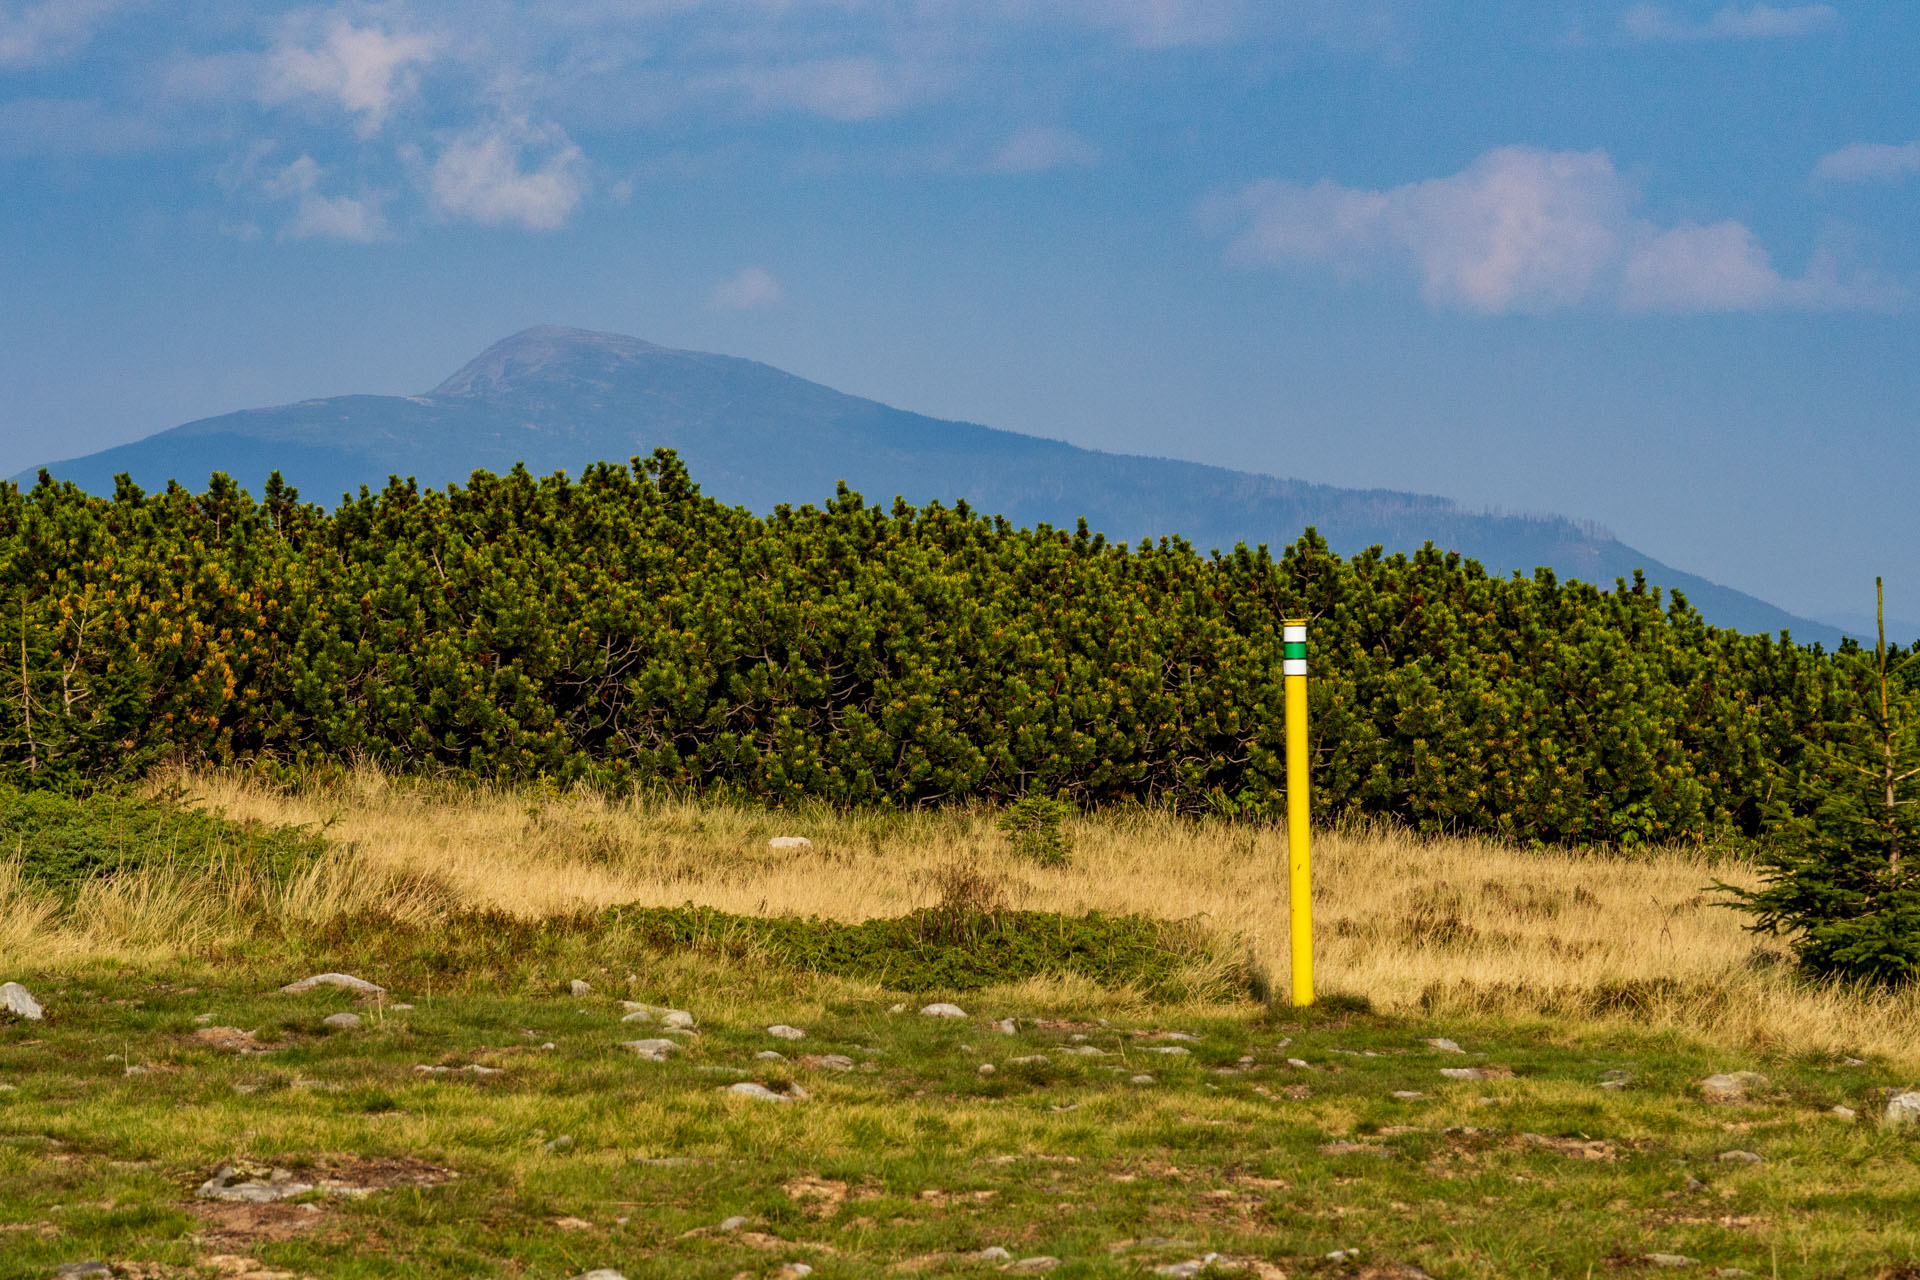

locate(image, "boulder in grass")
[[0, 982, 43, 1021], [1883, 1091, 1920, 1129], [768, 836, 813, 850], [279, 973, 384, 996], [766, 1025, 807, 1040], [919, 1002, 967, 1019], [1700, 1071, 1767, 1103], [623, 1039, 679, 1062], [728, 1081, 809, 1103]]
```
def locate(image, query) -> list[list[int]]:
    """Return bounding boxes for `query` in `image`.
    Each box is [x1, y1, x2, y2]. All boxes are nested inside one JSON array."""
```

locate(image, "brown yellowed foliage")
[[8, 766, 1918, 1064]]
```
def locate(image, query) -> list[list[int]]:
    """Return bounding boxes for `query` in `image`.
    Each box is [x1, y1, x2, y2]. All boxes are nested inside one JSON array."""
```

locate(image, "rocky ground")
[[3, 963, 1918, 1280]]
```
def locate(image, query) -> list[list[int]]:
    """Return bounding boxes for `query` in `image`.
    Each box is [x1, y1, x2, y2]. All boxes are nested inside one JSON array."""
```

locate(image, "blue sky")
[[2, 1, 1917, 624]]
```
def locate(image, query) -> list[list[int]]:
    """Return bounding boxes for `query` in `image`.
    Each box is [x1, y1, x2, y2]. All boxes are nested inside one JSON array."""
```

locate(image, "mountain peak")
[[430, 325, 670, 398]]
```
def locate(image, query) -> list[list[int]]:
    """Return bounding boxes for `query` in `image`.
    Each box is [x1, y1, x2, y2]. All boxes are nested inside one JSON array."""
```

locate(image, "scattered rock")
[[1325, 1249, 1361, 1262], [1439, 1067, 1486, 1081], [0, 982, 44, 1021], [768, 836, 814, 850], [1425, 1038, 1464, 1053], [1700, 1071, 1767, 1103], [1010, 1055, 1049, 1066], [1716, 1150, 1763, 1165], [1143, 1046, 1190, 1056], [1841, 1056, 1867, 1067], [1130, 1074, 1155, 1084], [779, 1265, 814, 1280], [554, 1215, 595, 1230], [979, 1063, 997, 1076], [1885, 1091, 1920, 1128], [321, 1012, 362, 1031], [1063, 1046, 1106, 1056], [767, 1025, 807, 1040], [278, 973, 383, 996], [888, 1003, 908, 1014], [53, 1264, 111, 1279], [757, 1050, 787, 1061], [804, 1054, 856, 1071], [1154, 1254, 1223, 1278], [544, 1135, 575, 1154], [197, 1165, 317, 1203], [570, 1271, 627, 1280], [719, 1215, 749, 1232], [621, 1002, 696, 1029], [569, 979, 592, 997], [1003, 1257, 1060, 1274], [1831, 1105, 1857, 1120], [623, 1039, 678, 1062], [1683, 1175, 1707, 1192], [414, 1063, 503, 1077], [1286, 1058, 1311, 1069], [994, 1018, 1018, 1035], [974, 1247, 1014, 1262], [1152, 1032, 1202, 1043], [729, 1081, 809, 1103], [920, 1002, 967, 1019], [1319, 1141, 1387, 1157], [1644, 1254, 1698, 1268], [193, 1027, 277, 1055], [1390, 1091, 1426, 1100]]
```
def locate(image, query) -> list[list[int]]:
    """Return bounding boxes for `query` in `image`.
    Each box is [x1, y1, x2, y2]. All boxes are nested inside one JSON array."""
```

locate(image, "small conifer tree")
[[1724, 579, 1920, 984]]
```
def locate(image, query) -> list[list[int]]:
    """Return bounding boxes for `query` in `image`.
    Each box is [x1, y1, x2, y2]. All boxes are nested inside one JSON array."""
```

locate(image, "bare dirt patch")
[[189, 1027, 283, 1055]]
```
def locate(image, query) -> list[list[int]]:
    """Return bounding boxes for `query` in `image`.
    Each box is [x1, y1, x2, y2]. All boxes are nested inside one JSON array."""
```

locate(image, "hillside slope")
[[17, 325, 1840, 644]]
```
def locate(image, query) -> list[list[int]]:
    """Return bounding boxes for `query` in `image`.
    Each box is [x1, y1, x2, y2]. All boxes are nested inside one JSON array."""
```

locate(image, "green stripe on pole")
[[1283, 641, 1306, 660]]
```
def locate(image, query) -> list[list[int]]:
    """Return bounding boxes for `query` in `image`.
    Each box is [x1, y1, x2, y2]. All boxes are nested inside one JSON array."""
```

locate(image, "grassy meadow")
[[2, 772, 1919, 1279]]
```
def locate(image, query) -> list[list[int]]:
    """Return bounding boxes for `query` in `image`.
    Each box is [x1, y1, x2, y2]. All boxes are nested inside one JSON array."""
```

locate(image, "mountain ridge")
[[15, 324, 1845, 646]]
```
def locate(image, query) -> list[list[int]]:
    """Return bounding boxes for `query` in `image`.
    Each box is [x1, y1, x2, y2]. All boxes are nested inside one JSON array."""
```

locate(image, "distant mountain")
[[16, 324, 1843, 645]]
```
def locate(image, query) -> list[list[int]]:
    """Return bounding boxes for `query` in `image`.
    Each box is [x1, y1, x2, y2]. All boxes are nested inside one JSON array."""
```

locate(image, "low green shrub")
[[997, 796, 1075, 867], [0, 781, 326, 895]]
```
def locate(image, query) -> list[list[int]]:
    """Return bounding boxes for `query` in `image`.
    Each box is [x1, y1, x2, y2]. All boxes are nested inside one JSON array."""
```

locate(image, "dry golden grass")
[[12, 765, 1919, 1063]]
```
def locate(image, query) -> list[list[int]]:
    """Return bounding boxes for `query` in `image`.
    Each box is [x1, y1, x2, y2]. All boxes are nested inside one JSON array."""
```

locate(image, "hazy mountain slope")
[[18, 325, 1842, 645]]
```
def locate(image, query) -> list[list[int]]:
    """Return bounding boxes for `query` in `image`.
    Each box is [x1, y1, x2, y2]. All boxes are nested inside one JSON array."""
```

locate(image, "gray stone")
[[815, 1054, 855, 1071], [1004, 1257, 1060, 1274], [1644, 1255, 1698, 1268], [1716, 1149, 1763, 1165], [975, 1247, 1014, 1262], [569, 1271, 628, 1280], [1832, 1104, 1857, 1120], [1425, 1038, 1464, 1053], [545, 1135, 575, 1154], [1286, 1058, 1310, 1069], [322, 1012, 363, 1030], [623, 1039, 678, 1062], [1130, 1073, 1155, 1084], [719, 1215, 749, 1231], [767, 1024, 807, 1040], [1143, 1046, 1190, 1056], [1154, 1255, 1223, 1278], [1440, 1067, 1486, 1081], [54, 1264, 112, 1279], [280, 973, 384, 996], [1156, 1032, 1202, 1043], [1009, 1055, 1049, 1066], [1391, 1091, 1426, 1100], [978, 1063, 997, 1076], [779, 1265, 813, 1280], [1063, 1045, 1106, 1056], [196, 1164, 316, 1203], [728, 1081, 808, 1102], [994, 1018, 1017, 1035], [621, 1002, 695, 1029], [920, 1002, 967, 1018], [1700, 1071, 1767, 1102], [1883, 1091, 1920, 1128], [757, 1050, 787, 1061], [0, 982, 43, 1021], [768, 836, 814, 850], [569, 979, 592, 997]]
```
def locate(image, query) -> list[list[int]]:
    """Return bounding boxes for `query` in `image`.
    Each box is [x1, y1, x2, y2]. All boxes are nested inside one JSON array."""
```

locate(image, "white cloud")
[[1209, 145, 1898, 314], [1212, 147, 1629, 314], [425, 120, 588, 230], [261, 153, 386, 242], [1813, 141, 1920, 184], [0, 0, 125, 67], [701, 56, 924, 122], [989, 125, 1099, 174], [709, 266, 784, 310], [263, 15, 438, 135], [1622, 3, 1837, 42]]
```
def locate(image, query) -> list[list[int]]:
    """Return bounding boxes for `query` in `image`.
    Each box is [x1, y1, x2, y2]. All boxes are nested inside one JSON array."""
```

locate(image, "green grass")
[[3, 944, 1919, 1280], [0, 781, 326, 896]]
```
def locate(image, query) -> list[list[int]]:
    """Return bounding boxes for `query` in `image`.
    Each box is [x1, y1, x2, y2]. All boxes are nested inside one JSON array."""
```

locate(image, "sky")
[[1, 0, 1917, 624]]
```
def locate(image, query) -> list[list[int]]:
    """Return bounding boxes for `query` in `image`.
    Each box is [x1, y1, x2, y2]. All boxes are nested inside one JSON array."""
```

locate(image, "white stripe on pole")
[[1282, 658, 1306, 676]]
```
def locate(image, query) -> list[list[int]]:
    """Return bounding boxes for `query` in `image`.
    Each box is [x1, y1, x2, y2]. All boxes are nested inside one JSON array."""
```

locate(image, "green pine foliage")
[[997, 796, 1075, 866], [0, 451, 1875, 843], [1723, 581, 1920, 984]]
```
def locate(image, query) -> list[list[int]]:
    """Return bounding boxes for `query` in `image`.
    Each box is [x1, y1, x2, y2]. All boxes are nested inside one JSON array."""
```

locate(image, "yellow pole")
[[1283, 617, 1313, 1007]]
